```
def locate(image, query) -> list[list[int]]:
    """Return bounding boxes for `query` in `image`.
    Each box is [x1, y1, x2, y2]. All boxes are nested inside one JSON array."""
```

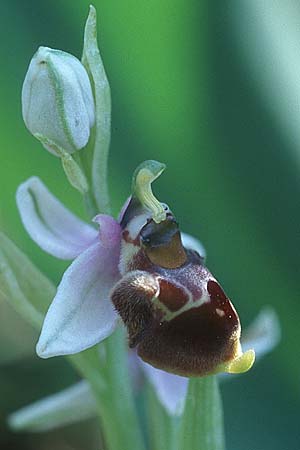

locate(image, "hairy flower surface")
[[113, 199, 254, 376], [16, 161, 254, 377]]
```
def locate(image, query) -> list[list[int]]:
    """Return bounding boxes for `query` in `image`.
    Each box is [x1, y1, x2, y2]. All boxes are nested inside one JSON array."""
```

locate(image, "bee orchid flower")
[[16, 160, 255, 377]]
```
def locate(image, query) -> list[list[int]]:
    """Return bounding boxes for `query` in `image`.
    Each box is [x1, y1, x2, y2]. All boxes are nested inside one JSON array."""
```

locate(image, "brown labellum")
[[137, 278, 240, 377], [111, 213, 246, 377]]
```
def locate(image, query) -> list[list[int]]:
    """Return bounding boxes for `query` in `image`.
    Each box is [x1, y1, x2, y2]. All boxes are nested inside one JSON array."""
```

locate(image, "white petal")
[[16, 177, 97, 259], [181, 232, 206, 260], [242, 307, 281, 359], [37, 237, 121, 358], [8, 381, 97, 432], [141, 361, 188, 416]]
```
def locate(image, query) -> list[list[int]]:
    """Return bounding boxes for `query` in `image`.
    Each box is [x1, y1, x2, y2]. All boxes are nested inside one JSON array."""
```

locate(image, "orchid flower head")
[[112, 161, 255, 376], [16, 160, 255, 377]]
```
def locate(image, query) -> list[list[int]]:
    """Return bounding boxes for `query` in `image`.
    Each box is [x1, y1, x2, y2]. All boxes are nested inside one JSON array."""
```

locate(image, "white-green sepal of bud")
[[22, 46, 95, 155], [132, 160, 167, 223]]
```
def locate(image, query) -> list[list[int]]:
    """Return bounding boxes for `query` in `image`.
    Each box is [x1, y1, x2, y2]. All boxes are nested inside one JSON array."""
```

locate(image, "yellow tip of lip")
[[225, 349, 256, 374]]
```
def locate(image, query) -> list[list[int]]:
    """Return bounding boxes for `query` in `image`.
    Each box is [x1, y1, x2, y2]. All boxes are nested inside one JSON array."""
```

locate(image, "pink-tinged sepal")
[[36, 215, 122, 358], [16, 177, 98, 259]]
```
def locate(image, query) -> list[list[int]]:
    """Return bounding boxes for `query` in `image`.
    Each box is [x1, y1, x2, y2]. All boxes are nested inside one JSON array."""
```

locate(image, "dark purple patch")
[[137, 298, 240, 377], [129, 248, 154, 272], [158, 279, 189, 312], [207, 280, 227, 304], [129, 249, 205, 301], [122, 229, 140, 246]]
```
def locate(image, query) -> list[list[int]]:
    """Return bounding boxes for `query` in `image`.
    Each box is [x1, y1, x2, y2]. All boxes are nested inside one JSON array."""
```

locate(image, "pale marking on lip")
[[216, 308, 225, 317], [151, 277, 211, 322]]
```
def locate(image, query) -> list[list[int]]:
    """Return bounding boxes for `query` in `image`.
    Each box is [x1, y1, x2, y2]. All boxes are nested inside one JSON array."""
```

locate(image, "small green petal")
[[132, 160, 166, 223], [34, 134, 89, 194]]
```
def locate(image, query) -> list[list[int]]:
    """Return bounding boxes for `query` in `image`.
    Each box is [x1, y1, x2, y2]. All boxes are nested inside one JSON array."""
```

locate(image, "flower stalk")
[[70, 335, 146, 450], [178, 376, 225, 450]]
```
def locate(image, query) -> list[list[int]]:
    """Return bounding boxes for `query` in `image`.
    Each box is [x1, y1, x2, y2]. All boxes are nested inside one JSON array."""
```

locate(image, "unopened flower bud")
[[22, 46, 95, 155]]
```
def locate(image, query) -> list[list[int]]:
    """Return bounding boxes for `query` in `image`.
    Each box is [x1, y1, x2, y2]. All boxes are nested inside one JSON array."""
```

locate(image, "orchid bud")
[[22, 46, 95, 155]]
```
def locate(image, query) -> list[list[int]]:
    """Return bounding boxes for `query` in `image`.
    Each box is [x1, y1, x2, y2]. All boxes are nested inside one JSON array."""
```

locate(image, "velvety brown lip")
[[137, 299, 240, 376], [115, 197, 242, 376], [158, 278, 189, 312]]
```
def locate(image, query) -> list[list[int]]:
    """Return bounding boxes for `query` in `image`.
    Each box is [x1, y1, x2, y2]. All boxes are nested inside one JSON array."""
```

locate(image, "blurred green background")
[[0, 0, 299, 449]]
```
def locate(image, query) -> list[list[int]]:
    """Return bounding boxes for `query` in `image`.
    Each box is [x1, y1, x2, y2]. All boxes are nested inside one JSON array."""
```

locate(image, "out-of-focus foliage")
[[0, 1, 299, 449]]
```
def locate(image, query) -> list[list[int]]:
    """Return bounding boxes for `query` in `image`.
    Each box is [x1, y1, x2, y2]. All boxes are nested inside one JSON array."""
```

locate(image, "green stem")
[[73, 151, 99, 219], [101, 329, 146, 450], [72, 330, 145, 450], [178, 376, 225, 450], [82, 191, 98, 219], [146, 383, 180, 450]]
